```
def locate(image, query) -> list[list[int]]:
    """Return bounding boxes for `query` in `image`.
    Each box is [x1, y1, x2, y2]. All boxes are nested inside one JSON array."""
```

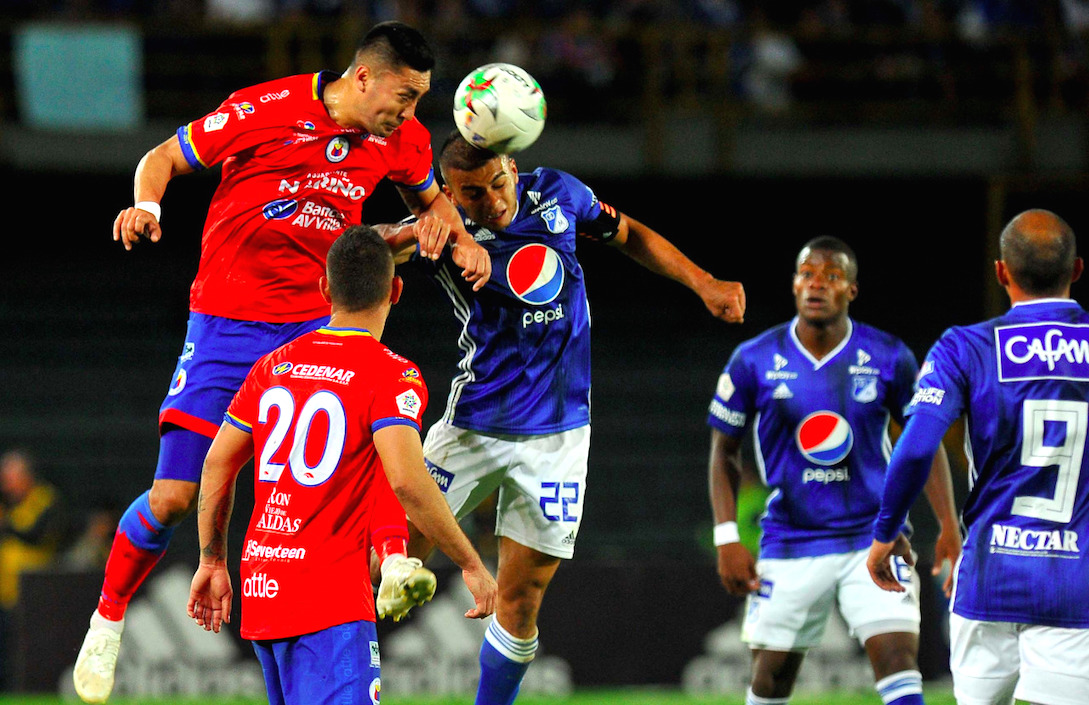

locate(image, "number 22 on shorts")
[[540, 481, 579, 521]]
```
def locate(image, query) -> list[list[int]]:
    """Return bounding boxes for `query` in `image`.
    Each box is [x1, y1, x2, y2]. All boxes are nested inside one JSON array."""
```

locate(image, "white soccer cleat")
[[73, 619, 122, 703], [376, 556, 436, 622]]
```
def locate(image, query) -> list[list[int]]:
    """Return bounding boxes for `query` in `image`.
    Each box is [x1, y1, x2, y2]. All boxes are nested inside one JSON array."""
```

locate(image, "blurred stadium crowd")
[[3, 0, 1089, 126]]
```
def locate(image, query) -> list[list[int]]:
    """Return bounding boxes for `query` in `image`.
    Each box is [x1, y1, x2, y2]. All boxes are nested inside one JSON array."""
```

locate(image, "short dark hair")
[[1000, 209, 1077, 296], [439, 129, 501, 181], [356, 21, 434, 73], [797, 236, 858, 282], [326, 225, 394, 311]]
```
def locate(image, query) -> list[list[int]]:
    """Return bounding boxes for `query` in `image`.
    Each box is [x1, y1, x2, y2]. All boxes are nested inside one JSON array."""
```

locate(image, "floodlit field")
[[0, 687, 968, 705]]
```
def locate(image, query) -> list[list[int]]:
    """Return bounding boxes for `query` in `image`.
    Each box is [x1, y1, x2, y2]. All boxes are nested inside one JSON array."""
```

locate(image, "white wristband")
[[713, 521, 740, 546], [134, 201, 161, 222]]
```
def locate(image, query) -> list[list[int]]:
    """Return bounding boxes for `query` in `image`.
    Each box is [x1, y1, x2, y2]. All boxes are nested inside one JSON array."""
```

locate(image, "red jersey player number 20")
[[225, 327, 428, 640]]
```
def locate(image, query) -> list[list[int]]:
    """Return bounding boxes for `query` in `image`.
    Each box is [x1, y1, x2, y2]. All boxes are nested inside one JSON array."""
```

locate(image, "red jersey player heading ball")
[[74, 22, 490, 705]]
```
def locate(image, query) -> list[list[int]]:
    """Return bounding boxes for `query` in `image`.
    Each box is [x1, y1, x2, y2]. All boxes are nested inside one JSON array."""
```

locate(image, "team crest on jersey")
[[168, 368, 187, 396], [369, 677, 380, 705], [507, 243, 565, 305], [796, 411, 854, 465], [263, 199, 299, 220], [234, 102, 255, 118], [326, 136, 350, 163], [851, 375, 878, 403], [272, 362, 293, 375], [540, 205, 570, 234]]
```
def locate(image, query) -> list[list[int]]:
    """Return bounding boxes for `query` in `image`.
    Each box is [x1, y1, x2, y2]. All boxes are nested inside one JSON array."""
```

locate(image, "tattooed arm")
[[187, 422, 254, 633]]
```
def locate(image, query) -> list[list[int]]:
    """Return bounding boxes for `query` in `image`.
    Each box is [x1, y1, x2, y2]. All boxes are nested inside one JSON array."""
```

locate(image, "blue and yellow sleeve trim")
[[224, 412, 253, 433], [177, 124, 208, 171], [394, 167, 435, 193]]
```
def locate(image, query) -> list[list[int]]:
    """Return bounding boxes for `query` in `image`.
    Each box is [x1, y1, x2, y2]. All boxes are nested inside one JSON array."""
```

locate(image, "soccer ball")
[[453, 63, 546, 154]]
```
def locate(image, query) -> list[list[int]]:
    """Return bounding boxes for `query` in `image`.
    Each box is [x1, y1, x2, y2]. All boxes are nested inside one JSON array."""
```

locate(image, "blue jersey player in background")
[[870, 209, 1089, 705], [395, 131, 746, 705], [707, 237, 961, 705]]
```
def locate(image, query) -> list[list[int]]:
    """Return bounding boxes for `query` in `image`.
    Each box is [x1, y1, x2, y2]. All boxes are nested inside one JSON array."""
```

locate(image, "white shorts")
[[421, 422, 590, 559], [949, 613, 1089, 705], [741, 548, 920, 651]]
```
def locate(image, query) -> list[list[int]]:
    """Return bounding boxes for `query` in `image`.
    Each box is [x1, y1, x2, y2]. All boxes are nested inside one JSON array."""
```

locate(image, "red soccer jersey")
[[225, 326, 428, 639], [178, 72, 435, 322]]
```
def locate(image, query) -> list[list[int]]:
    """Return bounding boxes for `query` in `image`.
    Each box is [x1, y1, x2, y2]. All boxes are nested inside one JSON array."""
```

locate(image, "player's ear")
[[354, 63, 371, 93], [390, 275, 403, 305], [995, 260, 1010, 288], [847, 282, 859, 302], [1072, 257, 1084, 284], [319, 275, 332, 304]]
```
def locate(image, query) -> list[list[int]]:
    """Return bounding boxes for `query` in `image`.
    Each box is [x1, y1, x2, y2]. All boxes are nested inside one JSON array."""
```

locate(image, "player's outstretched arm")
[[113, 135, 194, 251], [373, 425, 498, 618], [609, 214, 745, 323], [708, 429, 760, 595], [396, 183, 492, 290], [188, 422, 252, 633]]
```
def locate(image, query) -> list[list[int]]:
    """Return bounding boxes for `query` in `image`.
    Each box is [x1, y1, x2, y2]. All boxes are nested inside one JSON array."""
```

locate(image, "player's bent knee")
[[148, 480, 199, 525]]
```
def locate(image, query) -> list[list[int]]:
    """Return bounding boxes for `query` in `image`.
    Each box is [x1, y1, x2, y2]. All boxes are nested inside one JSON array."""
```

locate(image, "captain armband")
[[576, 201, 621, 243]]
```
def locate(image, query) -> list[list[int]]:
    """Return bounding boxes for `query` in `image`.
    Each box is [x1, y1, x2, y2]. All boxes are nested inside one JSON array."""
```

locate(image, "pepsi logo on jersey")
[[796, 411, 854, 466], [507, 243, 564, 305]]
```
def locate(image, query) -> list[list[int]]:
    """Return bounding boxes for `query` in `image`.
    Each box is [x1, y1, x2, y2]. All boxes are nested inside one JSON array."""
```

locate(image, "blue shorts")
[[252, 620, 381, 705], [155, 312, 326, 482]]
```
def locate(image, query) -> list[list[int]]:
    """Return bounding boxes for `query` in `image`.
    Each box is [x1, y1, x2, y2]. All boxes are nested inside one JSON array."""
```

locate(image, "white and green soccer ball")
[[453, 63, 547, 153]]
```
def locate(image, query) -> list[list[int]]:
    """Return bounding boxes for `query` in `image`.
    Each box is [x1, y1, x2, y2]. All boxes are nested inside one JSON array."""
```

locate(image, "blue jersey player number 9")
[[1016, 399, 1086, 524]]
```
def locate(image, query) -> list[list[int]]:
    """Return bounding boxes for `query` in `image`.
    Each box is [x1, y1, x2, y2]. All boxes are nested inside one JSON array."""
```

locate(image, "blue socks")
[[876, 670, 924, 705], [117, 490, 174, 553], [743, 669, 923, 705], [475, 620, 538, 705]]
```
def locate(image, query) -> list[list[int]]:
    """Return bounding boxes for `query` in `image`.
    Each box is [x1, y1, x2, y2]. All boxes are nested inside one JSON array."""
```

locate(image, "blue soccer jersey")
[[413, 168, 606, 435], [708, 318, 919, 559], [905, 299, 1089, 628]]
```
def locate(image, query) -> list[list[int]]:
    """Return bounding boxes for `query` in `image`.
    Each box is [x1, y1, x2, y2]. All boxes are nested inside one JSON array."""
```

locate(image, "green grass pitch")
[[0, 686, 971, 705]]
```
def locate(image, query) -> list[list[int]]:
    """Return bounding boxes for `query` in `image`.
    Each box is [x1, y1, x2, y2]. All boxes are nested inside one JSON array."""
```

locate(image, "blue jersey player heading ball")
[[395, 131, 746, 705], [707, 237, 961, 705], [870, 210, 1089, 705]]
